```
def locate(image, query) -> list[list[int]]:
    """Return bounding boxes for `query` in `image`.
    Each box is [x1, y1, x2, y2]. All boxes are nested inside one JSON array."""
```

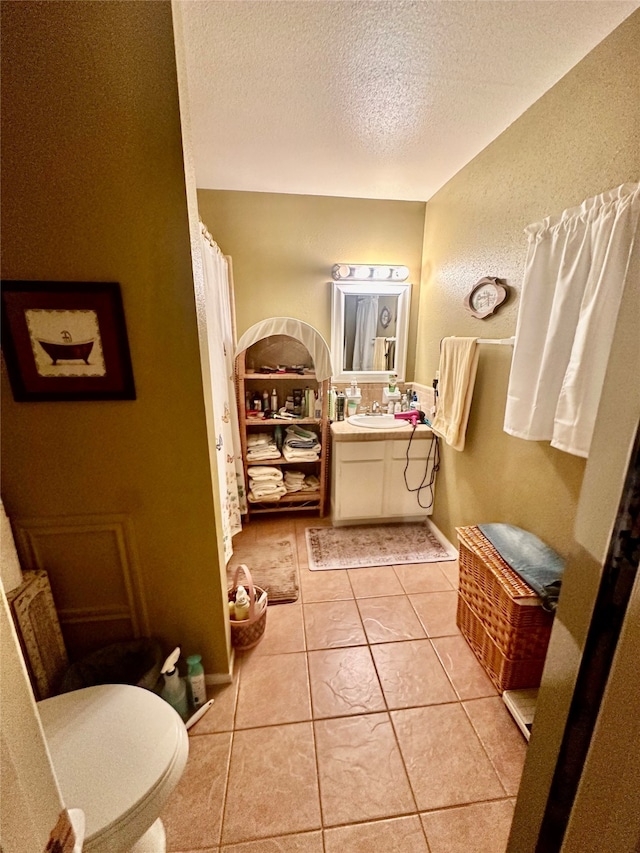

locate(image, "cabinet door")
[[384, 439, 435, 517], [333, 442, 385, 520]]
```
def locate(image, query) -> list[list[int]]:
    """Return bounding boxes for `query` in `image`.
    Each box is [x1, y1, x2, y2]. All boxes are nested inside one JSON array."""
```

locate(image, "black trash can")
[[60, 638, 164, 694]]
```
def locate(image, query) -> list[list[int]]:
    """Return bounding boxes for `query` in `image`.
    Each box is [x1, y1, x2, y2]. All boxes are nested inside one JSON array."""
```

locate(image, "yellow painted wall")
[[0, 2, 230, 673], [415, 11, 640, 557], [196, 191, 426, 379]]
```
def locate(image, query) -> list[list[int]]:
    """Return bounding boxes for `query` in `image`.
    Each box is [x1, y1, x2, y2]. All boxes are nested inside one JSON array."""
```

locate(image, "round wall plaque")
[[464, 277, 508, 319]]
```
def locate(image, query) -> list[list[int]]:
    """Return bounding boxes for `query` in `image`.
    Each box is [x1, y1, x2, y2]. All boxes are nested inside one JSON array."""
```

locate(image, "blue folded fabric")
[[477, 523, 565, 612]]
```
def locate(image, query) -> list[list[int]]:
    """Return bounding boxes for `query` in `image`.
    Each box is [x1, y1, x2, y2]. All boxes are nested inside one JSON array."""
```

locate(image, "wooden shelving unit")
[[235, 349, 329, 519]]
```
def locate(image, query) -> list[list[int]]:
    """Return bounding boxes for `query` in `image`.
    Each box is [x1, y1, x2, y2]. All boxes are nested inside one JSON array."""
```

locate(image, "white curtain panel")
[[504, 183, 640, 458], [352, 295, 378, 370], [199, 224, 246, 562]]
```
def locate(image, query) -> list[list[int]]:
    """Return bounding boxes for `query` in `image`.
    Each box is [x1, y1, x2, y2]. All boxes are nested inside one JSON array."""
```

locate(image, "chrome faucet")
[[371, 401, 381, 414]]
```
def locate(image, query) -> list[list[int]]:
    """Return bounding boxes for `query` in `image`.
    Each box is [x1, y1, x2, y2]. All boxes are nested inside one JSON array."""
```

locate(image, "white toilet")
[[38, 683, 189, 852]]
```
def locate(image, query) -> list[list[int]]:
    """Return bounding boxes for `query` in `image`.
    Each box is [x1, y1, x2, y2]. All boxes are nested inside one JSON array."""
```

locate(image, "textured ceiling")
[[178, 1, 638, 201]]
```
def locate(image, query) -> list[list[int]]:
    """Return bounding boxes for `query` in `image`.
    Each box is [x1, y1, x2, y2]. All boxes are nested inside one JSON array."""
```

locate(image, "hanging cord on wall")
[[403, 425, 440, 509]]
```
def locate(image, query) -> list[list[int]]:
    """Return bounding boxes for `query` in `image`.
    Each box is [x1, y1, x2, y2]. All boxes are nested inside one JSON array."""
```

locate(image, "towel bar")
[[476, 337, 516, 345]]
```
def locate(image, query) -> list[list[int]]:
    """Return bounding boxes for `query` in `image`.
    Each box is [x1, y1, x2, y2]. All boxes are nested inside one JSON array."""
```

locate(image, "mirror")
[[331, 282, 411, 383]]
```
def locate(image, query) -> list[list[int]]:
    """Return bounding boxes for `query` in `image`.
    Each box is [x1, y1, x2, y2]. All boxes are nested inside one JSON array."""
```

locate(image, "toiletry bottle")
[[160, 647, 189, 721], [314, 390, 322, 419], [186, 654, 206, 710], [234, 585, 251, 621], [253, 393, 262, 411], [274, 424, 283, 450], [328, 387, 336, 420], [336, 393, 345, 421], [270, 388, 278, 412], [388, 372, 397, 392], [262, 390, 270, 412], [410, 392, 419, 410]]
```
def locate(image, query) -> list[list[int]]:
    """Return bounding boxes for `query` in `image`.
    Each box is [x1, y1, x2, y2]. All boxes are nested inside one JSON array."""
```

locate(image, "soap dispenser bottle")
[[161, 647, 189, 720]]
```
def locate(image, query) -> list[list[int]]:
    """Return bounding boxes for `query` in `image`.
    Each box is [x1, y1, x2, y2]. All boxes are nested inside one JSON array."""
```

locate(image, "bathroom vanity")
[[330, 419, 438, 526]]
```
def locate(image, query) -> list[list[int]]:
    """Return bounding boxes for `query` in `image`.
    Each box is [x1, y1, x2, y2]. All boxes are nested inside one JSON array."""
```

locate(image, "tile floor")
[[161, 514, 527, 852]]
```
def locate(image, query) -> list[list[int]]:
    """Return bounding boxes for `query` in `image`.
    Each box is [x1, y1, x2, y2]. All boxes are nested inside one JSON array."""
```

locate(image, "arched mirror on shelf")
[[330, 281, 411, 383]]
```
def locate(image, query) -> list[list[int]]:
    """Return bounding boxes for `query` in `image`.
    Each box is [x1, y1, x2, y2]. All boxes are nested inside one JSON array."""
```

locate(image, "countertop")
[[330, 420, 434, 442]]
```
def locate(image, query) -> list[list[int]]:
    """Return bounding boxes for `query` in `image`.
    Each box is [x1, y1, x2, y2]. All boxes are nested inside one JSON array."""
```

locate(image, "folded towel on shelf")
[[248, 485, 287, 503], [247, 432, 273, 447], [248, 466, 283, 482], [286, 425, 317, 440], [284, 426, 319, 448], [301, 474, 320, 492], [284, 470, 305, 492], [282, 446, 321, 462], [430, 336, 479, 452], [247, 447, 281, 461], [248, 481, 284, 496]]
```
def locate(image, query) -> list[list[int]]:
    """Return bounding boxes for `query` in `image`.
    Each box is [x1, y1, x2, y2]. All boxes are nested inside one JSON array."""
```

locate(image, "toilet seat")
[[38, 683, 188, 851]]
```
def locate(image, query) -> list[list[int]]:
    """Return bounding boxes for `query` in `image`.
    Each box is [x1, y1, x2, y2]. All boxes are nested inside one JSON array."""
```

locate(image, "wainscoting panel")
[[14, 514, 150, 659]]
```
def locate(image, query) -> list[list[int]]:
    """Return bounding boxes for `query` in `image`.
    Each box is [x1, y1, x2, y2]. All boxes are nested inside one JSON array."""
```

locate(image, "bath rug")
[[306, 521, 457, 571], [227, 538, 298, 603]]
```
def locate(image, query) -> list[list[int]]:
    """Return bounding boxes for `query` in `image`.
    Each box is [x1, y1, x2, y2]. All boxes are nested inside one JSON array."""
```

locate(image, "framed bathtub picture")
[[1, 281, 136, 401]]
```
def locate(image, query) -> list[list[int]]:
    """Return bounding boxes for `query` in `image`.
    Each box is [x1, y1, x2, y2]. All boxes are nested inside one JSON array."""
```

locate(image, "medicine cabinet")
[[330, 281, 411, 384]]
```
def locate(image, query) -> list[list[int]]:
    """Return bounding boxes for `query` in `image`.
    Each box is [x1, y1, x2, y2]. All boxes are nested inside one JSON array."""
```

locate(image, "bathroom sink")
[[347, 414, 410, 429]]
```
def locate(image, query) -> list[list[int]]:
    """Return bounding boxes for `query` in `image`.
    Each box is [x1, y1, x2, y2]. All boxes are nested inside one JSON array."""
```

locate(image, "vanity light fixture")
[[331, 263, 409, 282]]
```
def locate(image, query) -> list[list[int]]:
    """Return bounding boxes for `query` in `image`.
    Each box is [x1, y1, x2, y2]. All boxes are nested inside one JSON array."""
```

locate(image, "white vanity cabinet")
[[331, 424, 438, 525]]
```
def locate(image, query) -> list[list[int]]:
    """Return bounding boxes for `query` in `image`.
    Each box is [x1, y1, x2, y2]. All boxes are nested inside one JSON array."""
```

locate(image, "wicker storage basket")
[[228, 564, 268, 650], [457, 595, 546, 692], [456, 526, 553, 661]]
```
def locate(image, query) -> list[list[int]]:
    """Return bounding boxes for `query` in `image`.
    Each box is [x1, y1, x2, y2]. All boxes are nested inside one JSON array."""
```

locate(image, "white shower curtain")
[[199, 223, 246, 562], [504, 183, 640, 458], [352, 295, 378, 370]]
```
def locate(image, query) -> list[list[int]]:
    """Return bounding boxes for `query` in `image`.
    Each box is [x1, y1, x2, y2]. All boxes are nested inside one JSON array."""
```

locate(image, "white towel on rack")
[[431, 337, 479, 452], [373, 337, 387, 370]]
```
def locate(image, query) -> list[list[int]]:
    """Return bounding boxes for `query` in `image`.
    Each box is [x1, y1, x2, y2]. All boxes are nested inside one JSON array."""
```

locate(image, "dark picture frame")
[[1, 281, 136, 401]]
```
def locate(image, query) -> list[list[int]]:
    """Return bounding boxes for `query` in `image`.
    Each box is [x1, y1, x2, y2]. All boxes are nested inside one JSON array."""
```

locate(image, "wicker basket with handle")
[[228, 564, 268, 650]]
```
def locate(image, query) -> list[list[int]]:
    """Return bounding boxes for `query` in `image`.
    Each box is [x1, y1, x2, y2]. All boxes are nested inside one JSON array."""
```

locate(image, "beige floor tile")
[[236, 652, 311, 729], [222, 723, 321, 844], [357, 595, 426, 644], [392, 704, 505, 810], [347, 565, 405, 598], [188, 675, 240, 735], [463, 697, 527, 795], [299, 567, 353, 602], [246, 604, 306, 656], [421, 799, 515, 853], [324, 815, 429, 853], [371, 640, 457, 709], [431, 635, 498, 700], [163, 732, 232, 851], [410, 590, 460, 637], [308, 646, 386, 718], [393, 562, 454, 594], [315, 713, 416, 826], [303, 599, 366, 649], [220, 830, 324, 852], [440, 559, 459, 589]]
